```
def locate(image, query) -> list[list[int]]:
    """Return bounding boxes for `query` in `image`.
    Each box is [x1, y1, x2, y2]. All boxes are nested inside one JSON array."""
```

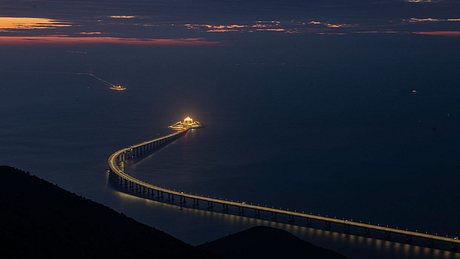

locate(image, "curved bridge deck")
[[108, 128, 459, 250]]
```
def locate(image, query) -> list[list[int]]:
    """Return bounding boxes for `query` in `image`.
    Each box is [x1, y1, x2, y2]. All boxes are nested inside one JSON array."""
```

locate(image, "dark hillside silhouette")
[[0, 166, 211, 259], [200, 226, 347, 259]]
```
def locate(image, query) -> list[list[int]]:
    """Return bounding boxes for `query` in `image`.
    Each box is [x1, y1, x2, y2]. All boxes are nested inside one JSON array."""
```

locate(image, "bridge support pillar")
[[384, 231, 391, 240], [207, 201, 213, 210], [222, 204, 228, 213], [405, 236, 412, 244], [145, 188, 150, 198], [427, 239, 435, 248], [254, 209, 260, 218], [271, 212, 277, 221], [167, 193, 172, 202], [364, 228, 370, 236], [344, 225, 350, 234], [305, 218, 312, 227], [288, 215, 295, 223], [193, 199, 199, 208], [238, 207, 244, 216], [179, 196, 186, 206], [324, 222, 331, 231]]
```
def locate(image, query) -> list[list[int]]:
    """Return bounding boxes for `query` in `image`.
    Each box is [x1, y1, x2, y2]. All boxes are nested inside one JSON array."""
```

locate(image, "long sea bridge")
[[107, 117, 459, 251]]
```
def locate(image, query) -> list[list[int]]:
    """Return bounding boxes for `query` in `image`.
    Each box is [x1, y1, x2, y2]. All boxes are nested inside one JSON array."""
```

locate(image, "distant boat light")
[[110, 85, 127, 91]]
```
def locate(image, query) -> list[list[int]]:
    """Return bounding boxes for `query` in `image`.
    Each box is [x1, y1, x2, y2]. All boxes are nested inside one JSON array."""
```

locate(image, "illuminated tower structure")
[[169, 116, 202, 130], [183, 117, 194, 126]]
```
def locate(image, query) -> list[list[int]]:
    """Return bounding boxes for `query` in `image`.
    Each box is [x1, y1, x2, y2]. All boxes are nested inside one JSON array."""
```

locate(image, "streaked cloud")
[[0, 17, 71, 30], [2, 12, 460, 41], [0, 35, 224, 46], [325, 23, 350, 28], [109, 16, 137, 19], [79, 32, 103, 35], [408, 17, 460, 23], [405, 0, 441, 3], [186, 21, 300, 34], [413, 31, 460, 37], [317, 32, 346, 36]]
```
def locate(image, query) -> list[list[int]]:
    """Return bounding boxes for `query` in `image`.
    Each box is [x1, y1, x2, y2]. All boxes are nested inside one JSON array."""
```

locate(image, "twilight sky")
[[0, 0, 459, 45], [1, 1, 460, 252]]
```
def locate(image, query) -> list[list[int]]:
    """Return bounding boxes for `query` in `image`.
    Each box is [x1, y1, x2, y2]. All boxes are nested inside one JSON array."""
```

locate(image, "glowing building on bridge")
[[169, 116, 202, 130]]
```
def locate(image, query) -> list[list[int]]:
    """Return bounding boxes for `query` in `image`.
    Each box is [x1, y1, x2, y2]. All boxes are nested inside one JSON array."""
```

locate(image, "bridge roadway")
[[108, 128, 460, 248]]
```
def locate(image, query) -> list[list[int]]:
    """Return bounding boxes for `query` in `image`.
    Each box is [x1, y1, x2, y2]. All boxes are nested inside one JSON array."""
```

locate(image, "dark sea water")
[[1, 1, 460, 258]]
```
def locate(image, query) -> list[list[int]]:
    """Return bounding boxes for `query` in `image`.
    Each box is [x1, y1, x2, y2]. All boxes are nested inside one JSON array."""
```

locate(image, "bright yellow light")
[[184, 116, 193, 124]]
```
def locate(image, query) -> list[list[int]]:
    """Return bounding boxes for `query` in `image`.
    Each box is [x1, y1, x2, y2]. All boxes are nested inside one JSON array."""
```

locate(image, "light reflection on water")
[[112, 189, 459, 259]]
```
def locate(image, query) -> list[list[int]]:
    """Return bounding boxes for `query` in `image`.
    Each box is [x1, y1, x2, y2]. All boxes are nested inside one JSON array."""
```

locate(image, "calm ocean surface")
[[1, 1, 460, 257]]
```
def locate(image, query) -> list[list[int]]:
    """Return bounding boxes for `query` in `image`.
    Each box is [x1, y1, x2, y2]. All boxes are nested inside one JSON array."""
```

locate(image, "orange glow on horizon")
[[79, 31, 103, 35], [414, 31, 460, 37], [0, 17, 71, 30], [0, 35, 224, 46]]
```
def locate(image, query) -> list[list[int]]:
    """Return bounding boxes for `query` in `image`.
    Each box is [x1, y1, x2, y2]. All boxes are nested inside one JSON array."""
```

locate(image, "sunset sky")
[[1, 0, 459, 45]]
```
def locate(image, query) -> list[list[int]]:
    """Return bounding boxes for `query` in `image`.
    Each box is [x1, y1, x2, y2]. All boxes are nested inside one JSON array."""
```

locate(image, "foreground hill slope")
[[0, 166, 211, 259], [200, 226, 347, 259]]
